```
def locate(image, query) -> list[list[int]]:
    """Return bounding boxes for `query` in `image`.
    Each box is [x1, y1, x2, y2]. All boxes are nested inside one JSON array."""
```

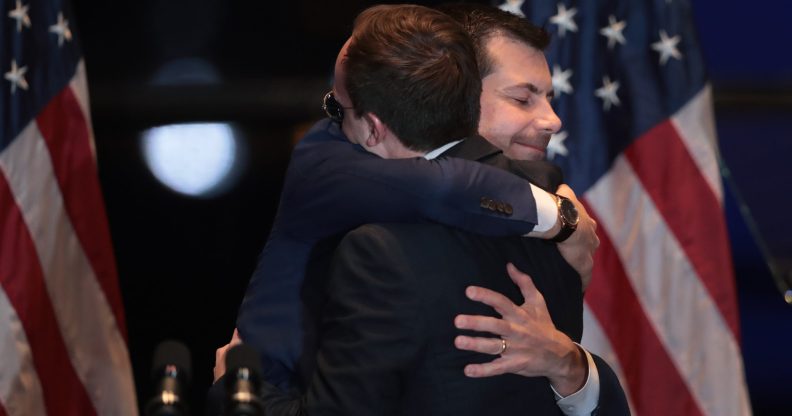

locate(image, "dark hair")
[[438, 3, 550, 77], [344, 4, 481, 151]]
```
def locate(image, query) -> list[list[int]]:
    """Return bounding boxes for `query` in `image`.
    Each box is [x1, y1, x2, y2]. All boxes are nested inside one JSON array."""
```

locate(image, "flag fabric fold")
[[1, 1, 137, 414], [499, 0, 751, 414]]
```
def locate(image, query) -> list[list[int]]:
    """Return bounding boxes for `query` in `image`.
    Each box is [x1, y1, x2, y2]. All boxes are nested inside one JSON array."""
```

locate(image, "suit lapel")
[[440, 135, 502, 162]]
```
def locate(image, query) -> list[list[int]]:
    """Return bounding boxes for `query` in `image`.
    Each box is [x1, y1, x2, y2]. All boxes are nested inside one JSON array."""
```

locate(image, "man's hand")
[[453, 263, 587, 396], [555, 184, 598, 289], [213, 328, 243, 382]]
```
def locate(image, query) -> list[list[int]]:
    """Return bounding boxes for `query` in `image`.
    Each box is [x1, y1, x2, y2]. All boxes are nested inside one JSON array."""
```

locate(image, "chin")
[[507, 147, 546, 162]]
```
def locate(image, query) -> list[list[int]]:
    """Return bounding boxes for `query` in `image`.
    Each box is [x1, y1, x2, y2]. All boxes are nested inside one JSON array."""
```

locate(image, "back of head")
[[345, 4, 481, 152], [438, 3, 550, 77]]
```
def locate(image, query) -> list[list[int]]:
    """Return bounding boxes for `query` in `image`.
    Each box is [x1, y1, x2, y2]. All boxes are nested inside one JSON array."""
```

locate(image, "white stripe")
[[0, 287, 47, 416], [585, 156, 751, 416], [580, 303, 636, 415], [68, 60, 97, 160], [0, 123, 137, 414], [670, 85, 723, 204]]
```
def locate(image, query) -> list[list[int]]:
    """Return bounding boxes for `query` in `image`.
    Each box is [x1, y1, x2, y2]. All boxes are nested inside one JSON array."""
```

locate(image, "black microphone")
[[146, 340, 192, 416], [224, 344, 264, 416]]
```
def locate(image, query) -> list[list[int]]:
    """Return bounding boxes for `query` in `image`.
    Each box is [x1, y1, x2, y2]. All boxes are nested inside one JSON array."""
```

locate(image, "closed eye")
[[511, 97, 532, 106]]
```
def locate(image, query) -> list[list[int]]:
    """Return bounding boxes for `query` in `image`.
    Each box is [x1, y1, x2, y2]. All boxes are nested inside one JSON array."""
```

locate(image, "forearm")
[[283, 141, 547, 239]]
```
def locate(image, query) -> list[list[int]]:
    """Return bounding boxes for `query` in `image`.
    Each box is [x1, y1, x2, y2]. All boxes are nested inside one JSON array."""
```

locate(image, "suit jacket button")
[[496, 202, 506, 213], [480, 197, 490, 209], [504, 203, 513, 216]]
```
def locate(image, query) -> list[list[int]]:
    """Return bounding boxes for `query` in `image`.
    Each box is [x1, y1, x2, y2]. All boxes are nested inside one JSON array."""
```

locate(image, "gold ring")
[[499, 338, 508, 355]]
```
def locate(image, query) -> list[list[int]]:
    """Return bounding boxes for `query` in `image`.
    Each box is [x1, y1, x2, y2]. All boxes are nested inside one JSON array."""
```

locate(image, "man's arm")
[[280, 119, 559, 239]]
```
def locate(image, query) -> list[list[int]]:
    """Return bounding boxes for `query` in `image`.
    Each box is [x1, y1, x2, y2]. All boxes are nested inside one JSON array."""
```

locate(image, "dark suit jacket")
[[249, 138, 629, 415], [235, 120, 558, 390], [296, 223, 628, 415]]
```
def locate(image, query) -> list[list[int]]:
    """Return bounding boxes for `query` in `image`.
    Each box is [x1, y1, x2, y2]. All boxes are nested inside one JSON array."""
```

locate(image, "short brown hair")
[[438, 3, 551, 77], [344, 4, 481, 151]]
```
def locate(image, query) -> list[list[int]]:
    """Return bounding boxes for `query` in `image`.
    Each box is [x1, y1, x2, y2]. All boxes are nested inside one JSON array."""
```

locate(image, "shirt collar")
[[423, 139, 464, 160]]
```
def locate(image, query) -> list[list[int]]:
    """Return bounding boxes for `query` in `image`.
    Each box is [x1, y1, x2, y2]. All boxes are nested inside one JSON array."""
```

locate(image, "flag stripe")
[[0, 288, 46, 416], [581, 304, 635, 415], [586, 156, 751, 416], [669, 85, 723, 204], [68, 62, 98, 159], [584, 222, 703, 416], [0, 123, 137, 415], [35, 82, 127, 338], [0, 173, 96, 416], [624, 119, 739, 337]]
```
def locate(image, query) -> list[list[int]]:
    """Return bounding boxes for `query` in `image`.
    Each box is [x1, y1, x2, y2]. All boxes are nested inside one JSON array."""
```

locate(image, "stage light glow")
[[142, 123, 238, 197]]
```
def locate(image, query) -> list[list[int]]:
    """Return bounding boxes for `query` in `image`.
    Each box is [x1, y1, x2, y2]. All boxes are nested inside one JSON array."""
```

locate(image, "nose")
[[536, 100, 562, 134]]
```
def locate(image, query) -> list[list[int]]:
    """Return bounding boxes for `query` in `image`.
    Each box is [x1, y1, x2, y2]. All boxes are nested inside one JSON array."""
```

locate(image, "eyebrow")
[[504, 82, 555, 99]]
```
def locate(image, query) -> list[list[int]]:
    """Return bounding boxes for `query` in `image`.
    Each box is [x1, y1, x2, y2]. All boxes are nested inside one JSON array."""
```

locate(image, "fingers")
[[213, 343, 230, 382], [454, 336, 511, 378], [455, 314, 510, 335], [455, 335, 507, 356], [231, 328, 242, 345], [506, 263, 543, 306], [463, 360, 510, 378], [464, 285, 519, 319]]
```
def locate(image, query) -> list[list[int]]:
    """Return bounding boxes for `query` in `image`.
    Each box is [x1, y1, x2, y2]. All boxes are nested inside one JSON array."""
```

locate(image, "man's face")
[[333, 38, 371, 146], [478, 36, 562, 161]]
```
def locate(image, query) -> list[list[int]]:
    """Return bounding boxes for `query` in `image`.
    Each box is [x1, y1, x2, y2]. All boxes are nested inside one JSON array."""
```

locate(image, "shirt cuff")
[[551, 345, 600, 416], [530, 184, 557, 233]]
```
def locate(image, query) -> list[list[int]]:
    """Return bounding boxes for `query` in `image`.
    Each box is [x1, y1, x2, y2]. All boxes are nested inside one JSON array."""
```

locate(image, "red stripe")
[[0, 173, 97, 416], [584, 209, 704, 416], [34, 86, 127, 339], [0, 400, 6, 416], [624, 121, 739, 339]]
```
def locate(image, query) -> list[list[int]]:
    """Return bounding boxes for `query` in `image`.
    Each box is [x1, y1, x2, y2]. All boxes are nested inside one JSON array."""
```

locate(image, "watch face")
[[559, 198, 579, 225]]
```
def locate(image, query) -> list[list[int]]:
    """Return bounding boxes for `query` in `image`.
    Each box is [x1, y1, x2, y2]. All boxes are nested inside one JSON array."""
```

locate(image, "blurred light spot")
[[142, 123, 238, 197], [150, 58, 220, 86]]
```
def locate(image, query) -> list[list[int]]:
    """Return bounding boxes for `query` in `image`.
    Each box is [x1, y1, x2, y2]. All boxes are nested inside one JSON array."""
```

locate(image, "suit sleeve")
[[279, 122, 549, 239], [254, 225, 425, 416], [590, 354, 631, 415]]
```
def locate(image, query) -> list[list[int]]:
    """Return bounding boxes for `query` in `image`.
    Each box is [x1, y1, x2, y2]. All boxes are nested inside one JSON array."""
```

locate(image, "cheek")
[[480, 107, 520, 144]]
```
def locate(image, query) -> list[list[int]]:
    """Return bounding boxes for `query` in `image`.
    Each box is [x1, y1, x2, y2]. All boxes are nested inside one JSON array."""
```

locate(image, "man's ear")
[[363, 112, 390, 147]]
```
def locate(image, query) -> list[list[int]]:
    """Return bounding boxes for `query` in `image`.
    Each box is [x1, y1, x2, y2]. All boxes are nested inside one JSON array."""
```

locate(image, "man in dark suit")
[[226, 1, 594, 396], [221, 4, 629, 416]]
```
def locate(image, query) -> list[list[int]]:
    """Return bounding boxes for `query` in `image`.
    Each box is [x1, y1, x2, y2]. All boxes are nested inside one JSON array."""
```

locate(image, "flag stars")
[[49, 12, 73, 46], [652, 30, 683, 65], [595, 76, 620, 111], [551, 64, 574, 97], [8, 0, 31, 32], [499, 0, 525, 17], [549, 3, 578, 38], [547, 131, 569, 159], [600, 15, 627, 50], [5, 60, 29, 94]]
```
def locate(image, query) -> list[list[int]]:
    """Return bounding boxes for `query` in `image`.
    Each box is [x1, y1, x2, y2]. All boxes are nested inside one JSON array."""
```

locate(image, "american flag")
[[499, 0, 751, 414], [1, 0, 136, 414]]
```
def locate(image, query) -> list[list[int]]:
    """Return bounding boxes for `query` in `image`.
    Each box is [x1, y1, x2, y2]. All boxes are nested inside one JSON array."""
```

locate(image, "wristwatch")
[[550, 194, 579, 243]]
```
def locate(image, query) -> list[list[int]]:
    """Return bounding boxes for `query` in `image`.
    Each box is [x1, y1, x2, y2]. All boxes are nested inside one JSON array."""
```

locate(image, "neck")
[[372, 134, 425, 159]]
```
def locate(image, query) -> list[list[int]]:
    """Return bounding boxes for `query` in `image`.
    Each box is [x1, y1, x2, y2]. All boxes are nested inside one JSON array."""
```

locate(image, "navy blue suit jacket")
[[236, 119, 560, 390], [285, 223, 629, 415]]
